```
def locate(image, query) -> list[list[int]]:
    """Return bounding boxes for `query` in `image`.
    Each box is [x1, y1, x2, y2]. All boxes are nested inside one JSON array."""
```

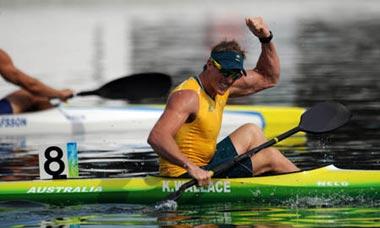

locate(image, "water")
[[1, 0, 380, 226], [0, 203, 379, 227]]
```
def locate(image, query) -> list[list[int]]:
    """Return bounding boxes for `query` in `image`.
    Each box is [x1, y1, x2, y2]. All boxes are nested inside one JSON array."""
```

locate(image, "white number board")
[[39, 142, 78, 179]]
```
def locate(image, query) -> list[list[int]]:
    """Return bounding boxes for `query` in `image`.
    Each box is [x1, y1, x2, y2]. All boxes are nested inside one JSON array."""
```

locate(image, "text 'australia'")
[[27, 186, 103, 194]]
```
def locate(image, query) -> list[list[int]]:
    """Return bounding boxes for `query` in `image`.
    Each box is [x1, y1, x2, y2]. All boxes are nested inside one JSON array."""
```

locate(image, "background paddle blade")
[[97, 72, 172, 100], [299, 101, 351, 133], [78, 72, 172, 100]]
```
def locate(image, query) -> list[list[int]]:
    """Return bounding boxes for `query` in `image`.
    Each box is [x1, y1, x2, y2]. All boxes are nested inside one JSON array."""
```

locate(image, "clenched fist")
[[245, 17, 271, 39]]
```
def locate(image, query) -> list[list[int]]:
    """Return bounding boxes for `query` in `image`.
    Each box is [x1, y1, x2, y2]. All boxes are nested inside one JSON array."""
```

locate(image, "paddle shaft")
[[76, 91, 99, 96], [166, 126, 301, 202]]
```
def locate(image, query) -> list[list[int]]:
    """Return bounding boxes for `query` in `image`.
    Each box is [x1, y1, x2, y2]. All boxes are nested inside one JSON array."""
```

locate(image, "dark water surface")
[[1, 202, 379, 227], [1, 0, 380, 226]]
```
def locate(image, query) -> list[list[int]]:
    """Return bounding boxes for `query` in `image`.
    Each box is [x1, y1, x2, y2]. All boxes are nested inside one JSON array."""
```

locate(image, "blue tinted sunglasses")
[[211, 59, 243, 80]]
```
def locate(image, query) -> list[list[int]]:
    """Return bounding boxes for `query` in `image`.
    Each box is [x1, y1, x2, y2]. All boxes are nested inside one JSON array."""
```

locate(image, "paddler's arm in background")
[[0, 49, 73, 101], [229, 17, 280, 97], [148, 90, 212, 186]]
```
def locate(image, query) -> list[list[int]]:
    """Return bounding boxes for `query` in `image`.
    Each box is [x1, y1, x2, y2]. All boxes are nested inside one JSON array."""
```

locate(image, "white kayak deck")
[[0, 105, 305, 148]]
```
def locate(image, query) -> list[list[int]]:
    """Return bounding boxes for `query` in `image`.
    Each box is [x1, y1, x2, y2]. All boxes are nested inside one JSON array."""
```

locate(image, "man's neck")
[[198, 73, 216, 99]]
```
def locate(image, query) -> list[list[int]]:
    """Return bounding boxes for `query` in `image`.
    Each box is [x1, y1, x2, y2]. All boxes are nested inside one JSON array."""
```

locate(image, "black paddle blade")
[[299, 101, 351, 133], [78, 72, 172, 100]]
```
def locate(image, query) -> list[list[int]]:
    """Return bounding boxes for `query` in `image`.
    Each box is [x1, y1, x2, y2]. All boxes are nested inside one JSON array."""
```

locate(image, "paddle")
[[76, 72, 172, 101], [154, 101, 351, 209]]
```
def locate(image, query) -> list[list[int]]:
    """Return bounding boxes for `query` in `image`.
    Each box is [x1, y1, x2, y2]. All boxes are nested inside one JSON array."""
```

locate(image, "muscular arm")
[[148, 90, 197, 168], [230, 17, 280, 97], [0, 49, 72, 100], [148, 90, 212, 185]]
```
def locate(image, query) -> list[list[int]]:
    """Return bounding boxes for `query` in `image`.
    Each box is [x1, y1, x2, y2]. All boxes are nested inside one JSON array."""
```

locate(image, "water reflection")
[[1, 202, 379, 227], [0, 146, 39, 181]]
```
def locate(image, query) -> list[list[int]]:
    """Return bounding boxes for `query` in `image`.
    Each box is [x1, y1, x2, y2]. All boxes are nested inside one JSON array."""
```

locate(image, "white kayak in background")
[[0, 104, 305, 147]]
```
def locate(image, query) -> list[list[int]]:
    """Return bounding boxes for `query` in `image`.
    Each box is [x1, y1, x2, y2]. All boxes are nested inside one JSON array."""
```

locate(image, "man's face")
[[208, 60, 240, 95]]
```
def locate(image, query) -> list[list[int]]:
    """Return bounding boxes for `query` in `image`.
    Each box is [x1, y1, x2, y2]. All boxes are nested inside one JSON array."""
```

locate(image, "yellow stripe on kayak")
[[224, 105, 306, 146]]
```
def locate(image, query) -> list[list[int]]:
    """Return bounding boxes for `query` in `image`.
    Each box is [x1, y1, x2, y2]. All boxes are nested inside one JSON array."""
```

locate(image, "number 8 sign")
[[39, 142, 78, 179]]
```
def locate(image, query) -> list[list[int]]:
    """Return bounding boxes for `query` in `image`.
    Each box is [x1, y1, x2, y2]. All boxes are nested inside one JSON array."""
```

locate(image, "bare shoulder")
[[0, 49, 12, 65], [0, 49, 6, 56], [0, 49, 15, 77], [165, 89, 199, 115], [151, 89, 199, 133]]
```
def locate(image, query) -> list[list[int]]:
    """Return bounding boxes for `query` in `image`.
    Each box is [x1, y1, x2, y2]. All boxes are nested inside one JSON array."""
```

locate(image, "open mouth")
[[216, 81, 229, 93]]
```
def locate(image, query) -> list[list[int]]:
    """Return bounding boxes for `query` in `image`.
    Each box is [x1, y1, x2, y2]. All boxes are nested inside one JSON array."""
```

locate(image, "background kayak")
[[0, 104, 306, 146]]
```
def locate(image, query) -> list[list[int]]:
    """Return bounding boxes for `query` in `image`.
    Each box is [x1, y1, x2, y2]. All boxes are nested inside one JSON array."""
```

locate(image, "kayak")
[[0, 165, 379, 206], [0, 105, 305, 145]]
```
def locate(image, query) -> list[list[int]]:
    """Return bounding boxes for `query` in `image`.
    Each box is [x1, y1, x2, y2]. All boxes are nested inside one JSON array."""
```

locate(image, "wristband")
[[259, 31, 273, 44]]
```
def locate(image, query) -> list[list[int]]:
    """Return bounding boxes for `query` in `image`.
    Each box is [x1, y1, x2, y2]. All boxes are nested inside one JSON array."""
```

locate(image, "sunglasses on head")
[[211, 59, 243, 80]]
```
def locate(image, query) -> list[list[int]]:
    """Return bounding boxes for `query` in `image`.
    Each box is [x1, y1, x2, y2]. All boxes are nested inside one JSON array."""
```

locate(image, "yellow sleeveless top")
[[159, 77, 230, 177]]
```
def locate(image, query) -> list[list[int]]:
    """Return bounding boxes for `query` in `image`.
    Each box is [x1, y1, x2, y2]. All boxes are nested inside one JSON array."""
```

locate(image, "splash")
[[154, 200, 178, 211]]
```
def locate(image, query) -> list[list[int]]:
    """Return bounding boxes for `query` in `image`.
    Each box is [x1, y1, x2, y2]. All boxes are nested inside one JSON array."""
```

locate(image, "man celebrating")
[[148, 17, 299, 186], [0, 49, 73, 114]]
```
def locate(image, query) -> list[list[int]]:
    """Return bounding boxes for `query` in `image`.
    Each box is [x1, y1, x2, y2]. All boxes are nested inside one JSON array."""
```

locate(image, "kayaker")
[[148, 17, 300, 186], [0, 49, 73, 114]]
